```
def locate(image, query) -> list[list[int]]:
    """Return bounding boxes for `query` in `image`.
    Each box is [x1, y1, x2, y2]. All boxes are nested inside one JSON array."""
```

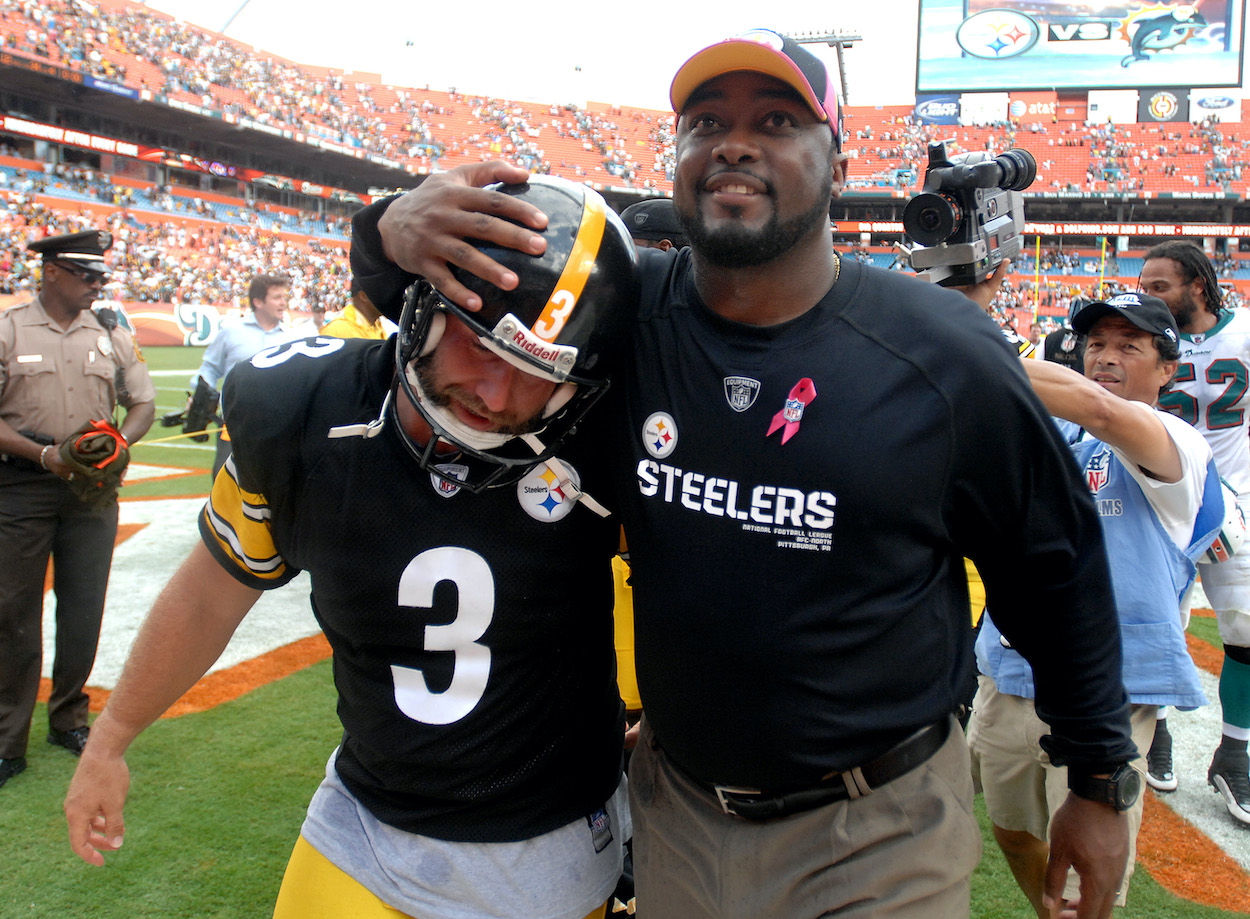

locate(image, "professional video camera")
[[902, 141, 1037, 287], [158, 376, 220, 442]]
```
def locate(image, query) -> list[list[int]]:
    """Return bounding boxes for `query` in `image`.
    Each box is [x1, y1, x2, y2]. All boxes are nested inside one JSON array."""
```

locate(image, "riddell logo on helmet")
[[511, 326, 563, 364]]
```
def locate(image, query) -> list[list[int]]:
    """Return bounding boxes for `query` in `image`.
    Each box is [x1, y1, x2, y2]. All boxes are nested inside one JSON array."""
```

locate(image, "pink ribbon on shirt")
[[766, 378, 817, 445]]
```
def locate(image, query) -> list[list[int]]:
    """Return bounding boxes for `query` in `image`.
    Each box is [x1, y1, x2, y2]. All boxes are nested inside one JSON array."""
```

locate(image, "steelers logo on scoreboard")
[[956, 9, 1041, 59]]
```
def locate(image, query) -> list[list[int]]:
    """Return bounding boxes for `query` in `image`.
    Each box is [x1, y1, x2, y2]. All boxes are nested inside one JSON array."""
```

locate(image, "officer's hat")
[[27, 230, 114, 276]]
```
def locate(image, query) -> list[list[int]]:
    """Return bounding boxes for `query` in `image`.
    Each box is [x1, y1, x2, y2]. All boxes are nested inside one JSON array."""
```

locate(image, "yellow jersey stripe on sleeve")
[[201, 460, 289, 582]]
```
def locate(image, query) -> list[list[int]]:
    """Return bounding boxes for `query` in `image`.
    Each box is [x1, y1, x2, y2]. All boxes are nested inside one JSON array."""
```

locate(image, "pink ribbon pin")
[[766, 378, 817, 444]]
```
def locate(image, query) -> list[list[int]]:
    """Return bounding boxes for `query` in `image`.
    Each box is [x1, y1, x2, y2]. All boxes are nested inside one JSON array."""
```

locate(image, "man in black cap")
[[0, 230, 155, 790], [619, 199, 688, 251], [971, 292, 1220, 915]]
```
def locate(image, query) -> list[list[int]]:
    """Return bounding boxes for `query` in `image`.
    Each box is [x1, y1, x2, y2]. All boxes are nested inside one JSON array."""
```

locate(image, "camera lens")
[[994, 149, 1037, 191], [903, 192, 961, 246]]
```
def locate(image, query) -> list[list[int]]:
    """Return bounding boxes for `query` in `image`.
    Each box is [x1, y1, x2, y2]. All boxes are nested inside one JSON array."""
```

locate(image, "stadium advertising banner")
[[914, 94, 962, 123], [916, 0, 1245, 93], [0, 115, 370, 203], [1191, 89, 1243, 119], [1009, 90, 1058, 120], [1137, 87, 1191, 121], [834, 219, 1250, 235]]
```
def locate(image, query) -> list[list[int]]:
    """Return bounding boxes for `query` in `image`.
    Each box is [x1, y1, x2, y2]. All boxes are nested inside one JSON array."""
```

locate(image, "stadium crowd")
[[7, 0, 1250, 199], [1, 168, 350, 309], [0, 0, 674, 188]]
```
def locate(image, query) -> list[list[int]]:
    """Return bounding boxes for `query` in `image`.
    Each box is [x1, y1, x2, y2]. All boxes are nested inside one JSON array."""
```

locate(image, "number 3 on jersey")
[[391, 547, 493, 725]]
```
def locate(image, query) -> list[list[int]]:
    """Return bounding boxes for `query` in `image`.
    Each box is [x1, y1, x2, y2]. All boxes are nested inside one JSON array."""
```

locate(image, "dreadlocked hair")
[[1144, 240, 1224, 317]]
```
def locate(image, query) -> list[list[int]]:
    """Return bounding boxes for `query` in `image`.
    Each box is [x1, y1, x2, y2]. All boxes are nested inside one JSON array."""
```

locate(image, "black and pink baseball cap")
[[669, 29, 842, 151]]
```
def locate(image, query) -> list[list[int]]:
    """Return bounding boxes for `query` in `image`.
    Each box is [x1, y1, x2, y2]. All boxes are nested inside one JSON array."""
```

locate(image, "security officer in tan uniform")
[[0, 230, 155, 790]]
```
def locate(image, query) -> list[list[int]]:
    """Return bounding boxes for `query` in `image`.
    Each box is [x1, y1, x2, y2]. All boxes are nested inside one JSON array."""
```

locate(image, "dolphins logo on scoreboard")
[[1120, 5, 1207, 67]]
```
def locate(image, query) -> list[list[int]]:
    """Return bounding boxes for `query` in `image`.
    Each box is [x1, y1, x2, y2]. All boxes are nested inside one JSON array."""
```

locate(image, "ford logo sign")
[[1195, 96, 1235, 109]]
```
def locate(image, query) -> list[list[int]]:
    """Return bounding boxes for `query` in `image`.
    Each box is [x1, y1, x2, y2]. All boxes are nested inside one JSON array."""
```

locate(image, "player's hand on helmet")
[[379, 160, 550, 312], [64, 742, 130, 867]]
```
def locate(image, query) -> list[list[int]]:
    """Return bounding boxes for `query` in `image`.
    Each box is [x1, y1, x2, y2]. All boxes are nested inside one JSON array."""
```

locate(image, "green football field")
[[2, 348, 1246, 918]]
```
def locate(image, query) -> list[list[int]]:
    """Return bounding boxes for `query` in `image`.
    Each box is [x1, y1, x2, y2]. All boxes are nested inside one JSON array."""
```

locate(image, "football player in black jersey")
[[350, 34, 1136, 919], [64, 178, 640, 919]]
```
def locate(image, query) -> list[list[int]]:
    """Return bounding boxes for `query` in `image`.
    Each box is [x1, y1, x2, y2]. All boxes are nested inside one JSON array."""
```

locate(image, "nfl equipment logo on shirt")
[[723, 376, 761, 412]]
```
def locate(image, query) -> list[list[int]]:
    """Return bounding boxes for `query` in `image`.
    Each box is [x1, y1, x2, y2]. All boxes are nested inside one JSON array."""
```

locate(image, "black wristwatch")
[[1069, 763, 1141, 811]]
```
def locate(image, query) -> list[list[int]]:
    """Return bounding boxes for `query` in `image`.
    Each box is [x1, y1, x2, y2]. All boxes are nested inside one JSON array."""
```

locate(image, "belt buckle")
[[713, 784, 761, 816]]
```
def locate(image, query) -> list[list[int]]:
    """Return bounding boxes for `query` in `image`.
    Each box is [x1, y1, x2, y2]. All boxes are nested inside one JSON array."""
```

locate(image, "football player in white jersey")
[[1143, 239, 1250, 826]]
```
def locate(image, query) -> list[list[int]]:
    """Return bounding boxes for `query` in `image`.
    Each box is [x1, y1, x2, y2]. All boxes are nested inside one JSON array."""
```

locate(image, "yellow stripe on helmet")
[[531, 190, 607, 342]]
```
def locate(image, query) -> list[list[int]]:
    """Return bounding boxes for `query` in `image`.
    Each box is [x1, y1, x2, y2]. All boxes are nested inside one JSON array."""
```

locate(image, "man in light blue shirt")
[[970, 293, 1221, 916], [194, 274, 298, 477]]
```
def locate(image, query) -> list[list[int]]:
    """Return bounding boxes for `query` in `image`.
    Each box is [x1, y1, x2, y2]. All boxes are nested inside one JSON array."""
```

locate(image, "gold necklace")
[[831, 250, 841, 286]]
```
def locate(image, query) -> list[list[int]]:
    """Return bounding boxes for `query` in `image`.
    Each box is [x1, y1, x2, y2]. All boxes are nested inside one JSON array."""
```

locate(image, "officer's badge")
[[97, 335, 113, 357]]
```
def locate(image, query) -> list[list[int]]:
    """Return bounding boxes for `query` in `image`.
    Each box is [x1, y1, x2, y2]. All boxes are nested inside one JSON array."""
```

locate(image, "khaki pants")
[[967, 674, 1155, 905], [630, 716, 981, 919]]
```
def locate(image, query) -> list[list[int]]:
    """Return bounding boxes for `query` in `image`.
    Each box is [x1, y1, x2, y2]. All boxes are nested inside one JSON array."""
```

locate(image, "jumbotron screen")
[[916, 0, 1245, 92]]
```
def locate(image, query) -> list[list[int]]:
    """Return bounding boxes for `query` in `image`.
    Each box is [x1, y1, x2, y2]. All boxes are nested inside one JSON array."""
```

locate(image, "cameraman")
[[966, 286, 1217, 915]]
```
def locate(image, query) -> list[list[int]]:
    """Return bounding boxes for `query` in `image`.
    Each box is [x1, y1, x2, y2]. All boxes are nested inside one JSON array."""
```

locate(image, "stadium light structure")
[[220, 0, 253, 35], [789, 31, 861, 104]]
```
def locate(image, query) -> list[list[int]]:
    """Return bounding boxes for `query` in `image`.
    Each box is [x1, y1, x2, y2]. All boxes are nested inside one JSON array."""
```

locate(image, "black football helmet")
[[392, 175, 639, 491]]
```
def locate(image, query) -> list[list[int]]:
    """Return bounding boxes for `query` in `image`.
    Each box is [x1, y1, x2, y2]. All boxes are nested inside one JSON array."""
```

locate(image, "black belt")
[[0, 431, 54, 474], [687, 718, 951, 821]]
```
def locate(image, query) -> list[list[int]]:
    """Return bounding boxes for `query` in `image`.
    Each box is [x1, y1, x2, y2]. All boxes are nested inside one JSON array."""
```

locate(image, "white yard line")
[[42, 498, 318, 689]]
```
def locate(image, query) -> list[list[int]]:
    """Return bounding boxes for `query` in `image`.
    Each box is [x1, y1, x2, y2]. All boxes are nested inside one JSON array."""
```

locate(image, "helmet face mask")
[[390, 176, 639, 492]]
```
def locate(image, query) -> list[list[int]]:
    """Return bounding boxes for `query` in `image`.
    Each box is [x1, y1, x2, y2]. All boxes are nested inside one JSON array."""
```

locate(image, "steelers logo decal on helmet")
[[643, 412, 678, 460], [517, 460, 582, 523]]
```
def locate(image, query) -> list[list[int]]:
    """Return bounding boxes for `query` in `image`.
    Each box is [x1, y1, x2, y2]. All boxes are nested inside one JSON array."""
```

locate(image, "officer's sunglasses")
[[54, 261, 108, 285]]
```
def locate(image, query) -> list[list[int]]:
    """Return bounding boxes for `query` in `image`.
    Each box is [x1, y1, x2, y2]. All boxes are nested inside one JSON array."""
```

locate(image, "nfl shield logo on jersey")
[[586, 807, 614, 853], [723, 376, 761, 413], [431, 463, 469, 498], [783, 397, 806, 423], [1085, 450, 1111, 493]]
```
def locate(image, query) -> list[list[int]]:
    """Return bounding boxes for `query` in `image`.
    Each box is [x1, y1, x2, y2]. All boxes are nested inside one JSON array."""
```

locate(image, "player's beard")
[[1170, 286, 1205, 333], [678, 174, 833, 268], [412, 354, 546, 438]]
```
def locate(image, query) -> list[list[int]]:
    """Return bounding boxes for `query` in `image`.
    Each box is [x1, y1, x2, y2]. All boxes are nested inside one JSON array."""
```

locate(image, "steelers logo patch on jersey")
[[517, 460, 582, 523], [431, 463, 469, 498], [643, 411, 678, 460]]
